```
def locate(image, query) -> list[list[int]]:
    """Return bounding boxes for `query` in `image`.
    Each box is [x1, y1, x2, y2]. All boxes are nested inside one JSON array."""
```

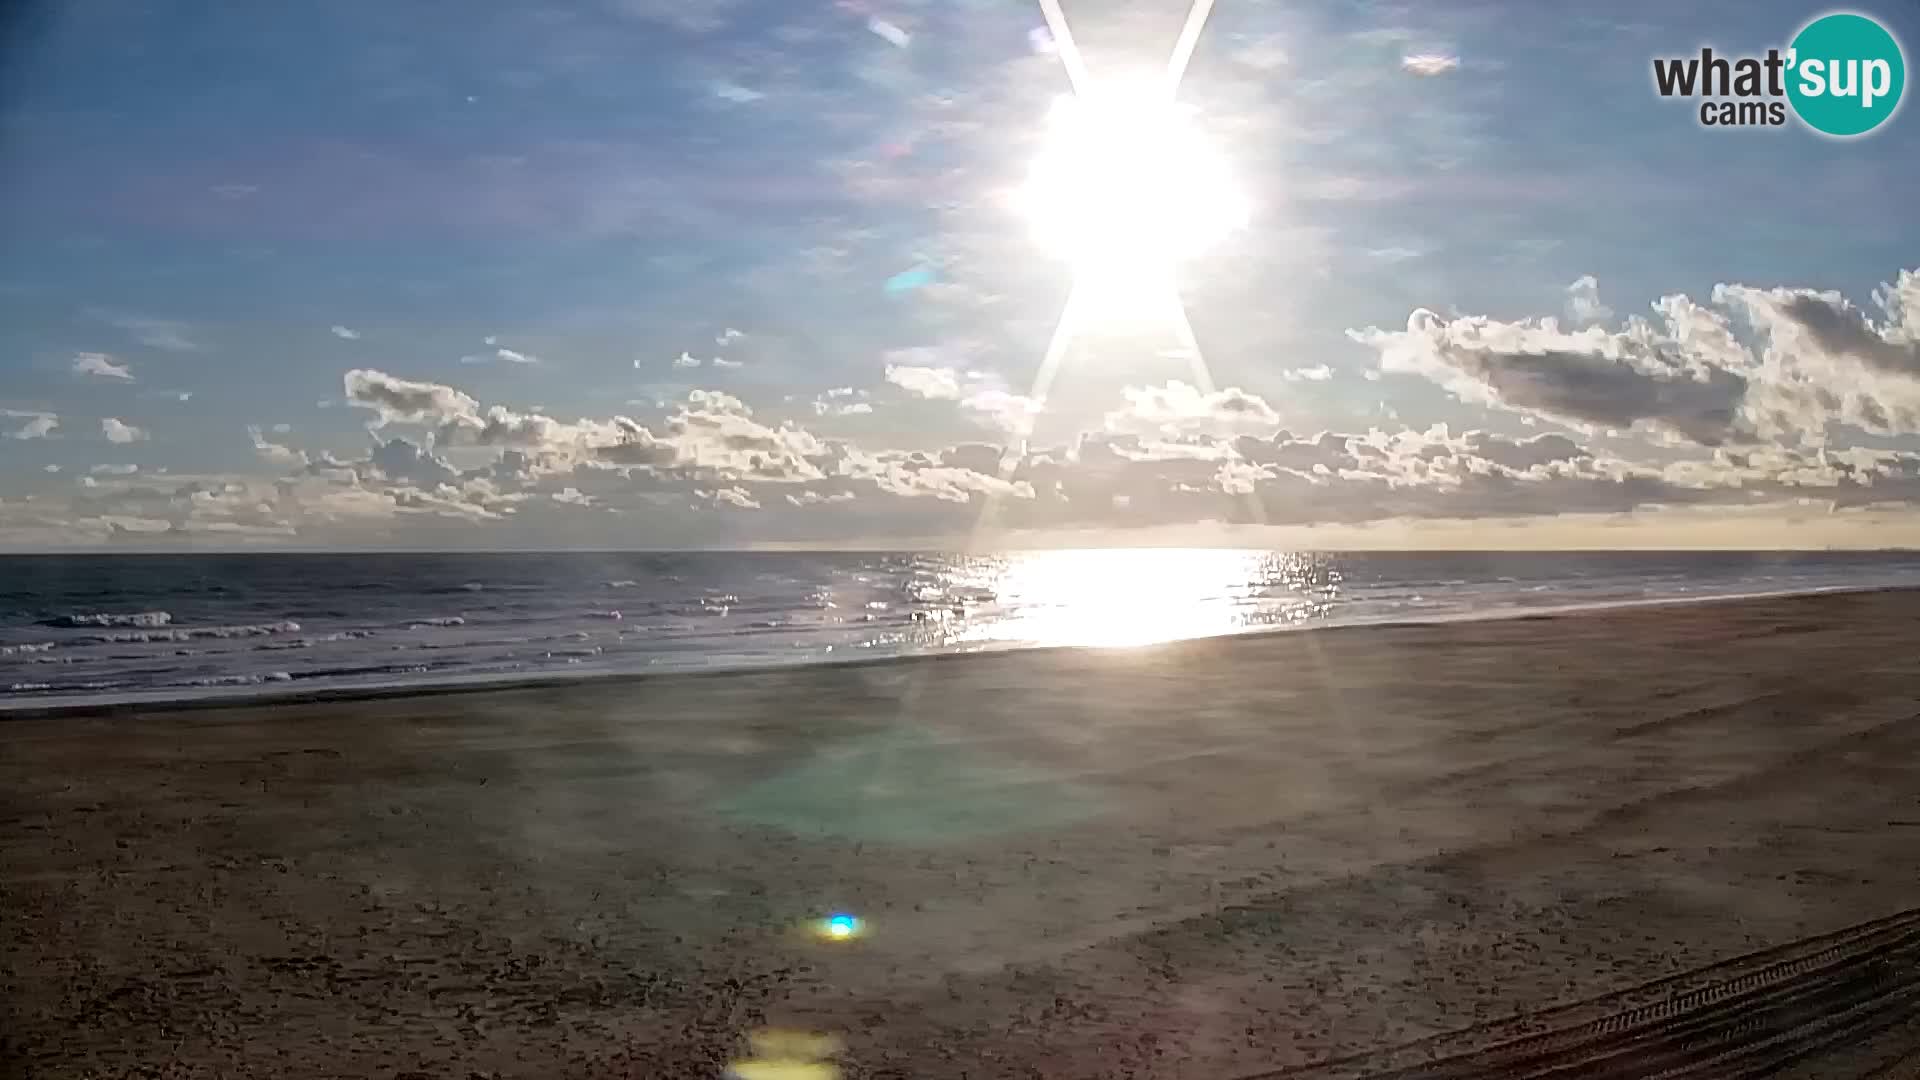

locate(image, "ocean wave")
[[545, 647, 602, 660], [297, 662, 435, 679], [588, 610, 623, 620], [171, 672, 294, 688], [251, 630, 377, 651], [75, 620, 301, 645], [408, 616, 466, 628], [43, 611, 173, 628], [605, 579, 638, 588], [1, 641, 57, 656]]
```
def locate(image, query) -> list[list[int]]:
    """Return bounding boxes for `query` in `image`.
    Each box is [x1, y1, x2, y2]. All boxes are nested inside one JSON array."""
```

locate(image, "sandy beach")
[[6, 589, 1920, 1078]]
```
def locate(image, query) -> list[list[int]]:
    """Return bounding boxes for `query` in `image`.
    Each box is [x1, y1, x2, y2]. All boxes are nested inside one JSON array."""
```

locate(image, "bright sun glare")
[[1018, 79, 1250, 310], [962, 548, 1270, 649]]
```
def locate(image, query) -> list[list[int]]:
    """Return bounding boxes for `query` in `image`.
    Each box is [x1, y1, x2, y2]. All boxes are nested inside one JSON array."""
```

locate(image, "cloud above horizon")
[[13, 265, 1920, 549]]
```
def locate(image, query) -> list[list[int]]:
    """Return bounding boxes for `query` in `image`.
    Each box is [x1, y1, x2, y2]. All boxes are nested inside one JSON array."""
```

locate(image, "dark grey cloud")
[[1350, 312, 1751, 445], [1777, 293, 1920, 377]]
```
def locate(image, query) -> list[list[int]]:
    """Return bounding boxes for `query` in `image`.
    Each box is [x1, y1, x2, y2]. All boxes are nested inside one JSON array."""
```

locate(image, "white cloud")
[[1402, 53, 1460, 76], [1281, 365, 1334, 382], [813, 388, 873, 417], [1105, 381, 1283, 438], [785, 490, 856, 507], [552, 486, 594, 507], [248, 425, 307, 467], [73, 353, 133, 380], [712, 356, 744, 369], [958, 387, 1042, 435], [885, 362, 1039, 434], [701, 486, 760, 509], [496, 347, 539, 365], [884, 363, 961, 400], [867, 16, 910, 47], [4, 410, 58, 440], [710, 80, 764, 104], [101, 417, 148, 444], [673, 351, 702, 369], [715, 327, 745, 346], [1567, 275, 1614, 324], [89, 463, 139, 476], [330, 325, 361, 340]]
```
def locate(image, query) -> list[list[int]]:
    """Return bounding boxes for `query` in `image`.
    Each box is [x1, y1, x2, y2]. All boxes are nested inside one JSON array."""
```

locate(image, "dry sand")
[[5, 589, 1920, 1078]]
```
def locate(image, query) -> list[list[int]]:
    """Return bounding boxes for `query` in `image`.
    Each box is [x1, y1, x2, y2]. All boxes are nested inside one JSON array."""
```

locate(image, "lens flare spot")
[[816, 913, 864, 940]]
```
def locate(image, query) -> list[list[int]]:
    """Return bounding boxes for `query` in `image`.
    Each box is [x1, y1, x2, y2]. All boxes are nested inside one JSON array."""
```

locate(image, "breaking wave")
[[42, 611, 173, 628]]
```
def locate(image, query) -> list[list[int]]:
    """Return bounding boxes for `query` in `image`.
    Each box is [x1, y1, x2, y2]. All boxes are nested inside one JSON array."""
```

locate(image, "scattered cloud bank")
[[9, 267, 1920, 548]]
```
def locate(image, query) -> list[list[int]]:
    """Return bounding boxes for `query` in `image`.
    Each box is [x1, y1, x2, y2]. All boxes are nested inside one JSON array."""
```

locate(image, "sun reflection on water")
[[940, 548, 1334, 650]]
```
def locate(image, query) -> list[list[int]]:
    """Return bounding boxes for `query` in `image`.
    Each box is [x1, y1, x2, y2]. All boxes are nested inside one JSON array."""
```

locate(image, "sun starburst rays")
[[972, 0, 1240, 540]]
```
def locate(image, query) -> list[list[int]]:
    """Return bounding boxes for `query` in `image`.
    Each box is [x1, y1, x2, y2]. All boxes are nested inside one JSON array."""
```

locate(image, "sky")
[[1, 0, 1918, 551]]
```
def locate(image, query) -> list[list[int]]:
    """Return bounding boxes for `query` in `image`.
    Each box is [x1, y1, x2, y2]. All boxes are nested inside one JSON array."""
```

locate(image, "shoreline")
[[4, 580, 1914, 722]]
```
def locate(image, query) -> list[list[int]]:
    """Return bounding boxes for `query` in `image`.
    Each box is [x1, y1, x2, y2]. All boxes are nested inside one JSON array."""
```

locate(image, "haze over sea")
[[5, 550, 1920, 708]]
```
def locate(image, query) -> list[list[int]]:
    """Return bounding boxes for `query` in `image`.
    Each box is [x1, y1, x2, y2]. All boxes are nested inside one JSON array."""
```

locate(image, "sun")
[[1017, 78, 1249, 314]]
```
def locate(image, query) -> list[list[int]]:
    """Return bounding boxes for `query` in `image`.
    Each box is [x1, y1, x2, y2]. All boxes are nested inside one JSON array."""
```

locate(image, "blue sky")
[[1, 0, 1918, 549]]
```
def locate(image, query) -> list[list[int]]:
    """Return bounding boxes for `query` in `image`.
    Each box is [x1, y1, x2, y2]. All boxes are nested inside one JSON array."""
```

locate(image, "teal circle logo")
[[1787, 12, 1906, 137]]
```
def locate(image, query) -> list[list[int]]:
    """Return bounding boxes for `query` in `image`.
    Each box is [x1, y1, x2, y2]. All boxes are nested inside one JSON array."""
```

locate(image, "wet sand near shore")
[[5, 589, 1920, 1078]]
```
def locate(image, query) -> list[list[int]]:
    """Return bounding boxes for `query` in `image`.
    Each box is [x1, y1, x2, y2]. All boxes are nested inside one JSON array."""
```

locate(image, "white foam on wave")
[[173, 672, 294, 688], [76, 620, 301, 645], [252, 630, 377, 651], [409, 616, 466, 628], [1, 641, 57, 656], [44, 611, 173, 628]]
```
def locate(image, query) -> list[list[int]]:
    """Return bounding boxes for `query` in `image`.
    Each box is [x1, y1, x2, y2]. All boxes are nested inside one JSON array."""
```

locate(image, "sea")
[[5, 549, 1920, 709]]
